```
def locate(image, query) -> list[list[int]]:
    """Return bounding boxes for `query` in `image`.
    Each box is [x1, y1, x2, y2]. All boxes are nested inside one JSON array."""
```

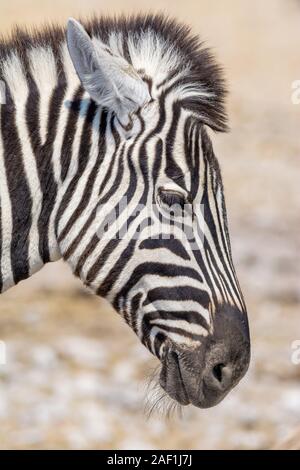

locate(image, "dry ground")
[[0, 0, 299, 449]]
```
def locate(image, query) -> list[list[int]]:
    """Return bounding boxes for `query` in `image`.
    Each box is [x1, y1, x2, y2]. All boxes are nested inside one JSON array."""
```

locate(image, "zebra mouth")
[[159, 350, 233, 409], [155, 305, 251, 408], [159, 350, 190, 406]]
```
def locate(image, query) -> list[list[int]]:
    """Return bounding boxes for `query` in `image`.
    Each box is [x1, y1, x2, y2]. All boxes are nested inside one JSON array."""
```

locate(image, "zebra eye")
[[157, 188, 187, 216]]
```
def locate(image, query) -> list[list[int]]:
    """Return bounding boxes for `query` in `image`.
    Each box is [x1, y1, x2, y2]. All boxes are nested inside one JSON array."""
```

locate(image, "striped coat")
[[0, 15, 250, 408]]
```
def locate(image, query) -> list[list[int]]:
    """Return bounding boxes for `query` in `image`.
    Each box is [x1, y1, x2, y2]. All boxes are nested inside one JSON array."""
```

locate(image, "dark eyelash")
[[158, 189, 186, 209]]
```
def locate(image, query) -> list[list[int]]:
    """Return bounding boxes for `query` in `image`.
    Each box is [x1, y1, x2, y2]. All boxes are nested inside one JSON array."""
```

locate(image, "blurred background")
[[0, 0, 299, 450]]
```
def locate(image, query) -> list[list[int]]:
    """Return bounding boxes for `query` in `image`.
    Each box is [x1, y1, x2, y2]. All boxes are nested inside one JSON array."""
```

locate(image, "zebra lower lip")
[[159, 351, 190, 406], [173, 353, 190, 405]]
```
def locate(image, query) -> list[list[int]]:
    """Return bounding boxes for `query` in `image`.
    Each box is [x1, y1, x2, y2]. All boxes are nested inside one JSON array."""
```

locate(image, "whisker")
[[144, 365, 184, 419]]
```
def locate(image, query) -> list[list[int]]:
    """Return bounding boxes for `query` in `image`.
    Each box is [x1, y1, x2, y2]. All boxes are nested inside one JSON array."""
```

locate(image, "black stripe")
[[153, 332, 166, 357], [129, 292, 143, 333], [25, 70, 41, 150], [152, 138, 163, 185], [190, 123, 201, 200], [144, 309, 209, 331], [143, 286, 210, 308], [139, 237, 191, 260], [165, 102, 187, 187], [1, 94, 31, 284], [97, 236, 140, 297], [156, 68, 179, 89], [60, 88, 83, 182]]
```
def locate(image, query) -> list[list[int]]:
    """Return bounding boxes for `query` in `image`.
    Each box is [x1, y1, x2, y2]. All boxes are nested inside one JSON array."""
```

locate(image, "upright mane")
[[0, 14, 228, 131]]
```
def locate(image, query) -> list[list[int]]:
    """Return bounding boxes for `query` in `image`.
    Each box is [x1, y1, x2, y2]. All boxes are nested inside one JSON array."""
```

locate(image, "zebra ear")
[[66, 18, 150, 126]]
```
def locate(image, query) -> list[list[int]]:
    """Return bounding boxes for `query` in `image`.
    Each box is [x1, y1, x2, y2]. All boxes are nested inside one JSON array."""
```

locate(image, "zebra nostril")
[[210, 362, 232, 390], [212, 363, 225, 383]]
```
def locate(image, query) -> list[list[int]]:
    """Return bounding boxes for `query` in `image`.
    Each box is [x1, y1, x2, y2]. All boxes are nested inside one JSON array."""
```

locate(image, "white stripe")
[[143, 300, 211, 325], [28, 47, 58, 144], [149, 327, 200, 353], [150, 318, 208, 337], [51, 42, 81, 186], [0, 125, 13, 292], [2, 53, 43, 276]]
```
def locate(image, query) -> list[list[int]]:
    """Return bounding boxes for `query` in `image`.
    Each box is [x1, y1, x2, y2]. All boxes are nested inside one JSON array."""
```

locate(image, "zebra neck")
[[0, 89, 67, 294], [0, 39, 113, 294], [0, 86, 110, 295], [0, 105, 62, 292]]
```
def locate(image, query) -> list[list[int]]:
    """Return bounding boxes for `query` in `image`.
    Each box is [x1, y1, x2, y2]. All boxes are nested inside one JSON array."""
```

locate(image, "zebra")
[[0, 14, 250, 408]]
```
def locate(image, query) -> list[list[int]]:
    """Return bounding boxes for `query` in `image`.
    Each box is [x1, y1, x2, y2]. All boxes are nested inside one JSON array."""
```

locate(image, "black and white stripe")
[[0, 14, 247, 362]]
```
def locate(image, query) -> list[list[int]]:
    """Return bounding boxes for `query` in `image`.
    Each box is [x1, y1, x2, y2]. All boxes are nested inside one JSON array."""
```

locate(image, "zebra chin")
[[158, 305, 251, 408]]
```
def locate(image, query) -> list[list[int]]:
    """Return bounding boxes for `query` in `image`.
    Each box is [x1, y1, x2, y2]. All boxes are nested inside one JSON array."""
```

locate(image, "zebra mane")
[[0, 14, 228, 131]]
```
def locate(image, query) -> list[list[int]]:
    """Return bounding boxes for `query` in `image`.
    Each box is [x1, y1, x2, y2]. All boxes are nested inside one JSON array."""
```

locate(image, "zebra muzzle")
[[159, 306, 251, 408]]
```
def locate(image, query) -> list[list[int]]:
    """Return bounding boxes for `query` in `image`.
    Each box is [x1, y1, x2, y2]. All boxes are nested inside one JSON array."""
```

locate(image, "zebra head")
[[63, 17, 250, 408]]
